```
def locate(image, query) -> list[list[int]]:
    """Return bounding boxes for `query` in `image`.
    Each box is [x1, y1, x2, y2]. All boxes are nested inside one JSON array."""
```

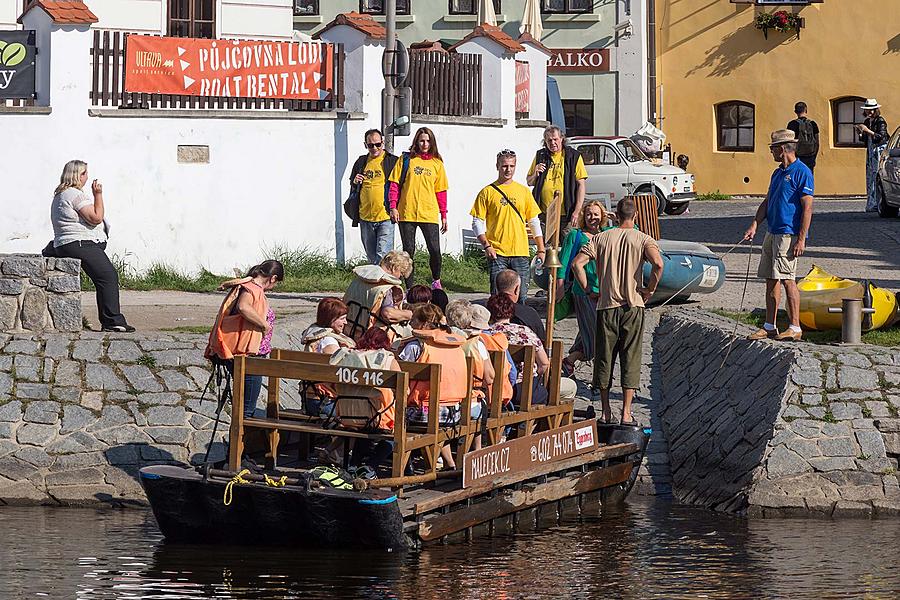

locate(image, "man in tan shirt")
[[571, 198, 663, 425]]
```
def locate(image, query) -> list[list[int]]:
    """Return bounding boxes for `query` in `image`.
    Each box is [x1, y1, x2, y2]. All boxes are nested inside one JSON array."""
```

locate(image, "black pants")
[[398, 221, 441, 288], [55, 240, 127, 328], [798, 154, 816, 174]]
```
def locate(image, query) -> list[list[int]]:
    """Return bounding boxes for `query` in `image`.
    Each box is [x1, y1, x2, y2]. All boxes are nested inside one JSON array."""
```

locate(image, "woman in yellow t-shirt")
[[388, 127, 449, 290]]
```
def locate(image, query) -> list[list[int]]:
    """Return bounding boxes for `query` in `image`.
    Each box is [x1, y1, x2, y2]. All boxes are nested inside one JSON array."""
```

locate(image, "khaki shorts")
[[757, 232, 799, 280]]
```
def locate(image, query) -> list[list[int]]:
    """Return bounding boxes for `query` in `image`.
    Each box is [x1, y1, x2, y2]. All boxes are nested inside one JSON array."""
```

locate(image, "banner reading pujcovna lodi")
[[124, 35, 334, 100]]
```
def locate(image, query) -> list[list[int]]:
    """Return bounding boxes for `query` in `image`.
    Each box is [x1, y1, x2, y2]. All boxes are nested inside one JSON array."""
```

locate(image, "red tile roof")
[[315, 12, 386, 40], [517, 32, 552, 55], [449, 23, 525, 54], [409, 40, 448, 53], [20, 0, 98, 24]]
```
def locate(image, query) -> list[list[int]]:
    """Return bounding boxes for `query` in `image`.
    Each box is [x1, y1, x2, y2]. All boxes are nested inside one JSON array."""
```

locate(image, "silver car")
[[877, 126, 900, 217]]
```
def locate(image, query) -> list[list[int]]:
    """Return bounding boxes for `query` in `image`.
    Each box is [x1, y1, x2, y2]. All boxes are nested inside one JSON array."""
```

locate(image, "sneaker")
[[775, 329, 803, 342], [431, 279, 443, 290], [747, 328, 777, 341], [102, 324, 136, 333]]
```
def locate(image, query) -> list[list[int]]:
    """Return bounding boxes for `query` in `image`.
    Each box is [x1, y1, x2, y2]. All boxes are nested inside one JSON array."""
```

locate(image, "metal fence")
[[89, 30, 344, 111], [407, 51, 482, 117]]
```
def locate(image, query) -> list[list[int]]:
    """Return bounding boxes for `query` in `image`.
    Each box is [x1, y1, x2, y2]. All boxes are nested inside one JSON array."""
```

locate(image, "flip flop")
[[620, 419, 638, 427]]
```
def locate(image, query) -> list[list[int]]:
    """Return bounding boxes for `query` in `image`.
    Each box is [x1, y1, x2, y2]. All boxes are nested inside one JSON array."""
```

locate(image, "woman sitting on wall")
[[48, 160, 133, 332], [396, 303, 469, 470], [205, 260, 284, 420]]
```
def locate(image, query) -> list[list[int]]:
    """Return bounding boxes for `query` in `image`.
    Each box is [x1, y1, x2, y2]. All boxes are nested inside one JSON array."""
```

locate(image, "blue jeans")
[[243, 374, 262, 418], [360, 219, 395, 265], [489, 255, 531, 303]]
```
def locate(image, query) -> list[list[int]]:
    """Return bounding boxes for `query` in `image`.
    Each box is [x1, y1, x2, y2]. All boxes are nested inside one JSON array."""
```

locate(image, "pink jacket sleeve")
[[388, 182, 400, 210], [436, 191, 447, 217]]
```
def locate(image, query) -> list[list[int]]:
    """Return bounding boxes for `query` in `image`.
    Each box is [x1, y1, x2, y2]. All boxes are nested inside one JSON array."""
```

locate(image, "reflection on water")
[[1, 499, 899, 599]]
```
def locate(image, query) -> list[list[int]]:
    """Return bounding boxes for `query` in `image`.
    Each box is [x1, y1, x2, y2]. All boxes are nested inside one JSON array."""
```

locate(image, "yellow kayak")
[[798, 265, 899, 331]]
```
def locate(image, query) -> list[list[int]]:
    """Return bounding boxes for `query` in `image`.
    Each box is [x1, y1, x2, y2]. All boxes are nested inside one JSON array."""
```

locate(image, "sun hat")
[[862, 98, 881, 110], [769, 129, 798, 146], [469, 304, 491, 331]]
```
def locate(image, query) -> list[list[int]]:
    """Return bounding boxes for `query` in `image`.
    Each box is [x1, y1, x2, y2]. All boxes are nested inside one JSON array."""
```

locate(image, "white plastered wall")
[[0, 0, 23, 30]]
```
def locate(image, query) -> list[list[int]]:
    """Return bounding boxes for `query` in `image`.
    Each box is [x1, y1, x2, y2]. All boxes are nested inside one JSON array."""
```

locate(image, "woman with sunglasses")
[[388, 127, 449, 290], [350, 129, 399, 264], [856, 99, 889, 213]]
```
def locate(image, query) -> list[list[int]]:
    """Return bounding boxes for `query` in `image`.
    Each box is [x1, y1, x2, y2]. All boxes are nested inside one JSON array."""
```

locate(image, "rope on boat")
[[264, 473, 288, 487], [223, 469, 251, 505]]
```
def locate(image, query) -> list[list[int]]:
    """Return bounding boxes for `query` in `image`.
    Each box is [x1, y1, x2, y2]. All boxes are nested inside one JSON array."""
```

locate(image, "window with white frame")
[[716, 101, 755, 152], [361, 0, 411, 15], [293, 0, 318, 16], [832, 96, 866, 148], [541, 0, 591, 14], [449, 0, 501, 14]]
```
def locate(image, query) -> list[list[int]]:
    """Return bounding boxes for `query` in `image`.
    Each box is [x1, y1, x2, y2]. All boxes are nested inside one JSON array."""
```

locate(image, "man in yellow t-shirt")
[[526, 125, 587, 232], [471, 149, 545, 300], [350, 129, 398, 264]]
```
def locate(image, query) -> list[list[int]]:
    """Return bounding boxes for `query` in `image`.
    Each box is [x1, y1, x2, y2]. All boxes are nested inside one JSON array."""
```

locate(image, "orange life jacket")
[[479, 331, 514, 404], [403, 329, 469, 408], [461, 334, 486, 401], [329, 348, 398, 432], [205, 281, 268, 361]]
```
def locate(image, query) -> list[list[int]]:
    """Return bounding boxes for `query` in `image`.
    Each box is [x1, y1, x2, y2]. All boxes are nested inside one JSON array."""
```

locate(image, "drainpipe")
[[647, 0, 657, 125], [383, 0, 396, 153]]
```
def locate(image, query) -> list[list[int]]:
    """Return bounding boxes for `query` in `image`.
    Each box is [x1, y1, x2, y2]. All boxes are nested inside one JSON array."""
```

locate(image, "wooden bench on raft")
[[482, 341, 574, 445], [227, 350, 476, 478]]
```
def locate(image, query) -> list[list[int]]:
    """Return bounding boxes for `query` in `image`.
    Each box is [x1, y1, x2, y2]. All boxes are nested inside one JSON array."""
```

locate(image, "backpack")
[[383, 152, 411, 215], [795, 118, 818, 157]]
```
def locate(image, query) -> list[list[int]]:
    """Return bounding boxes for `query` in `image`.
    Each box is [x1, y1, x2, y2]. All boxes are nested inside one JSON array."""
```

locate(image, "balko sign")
[[547, 48, 610, 73]]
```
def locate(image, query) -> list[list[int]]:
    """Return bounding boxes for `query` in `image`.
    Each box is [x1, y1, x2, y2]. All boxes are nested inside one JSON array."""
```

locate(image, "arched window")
[[832, 96, 867, 148], [716, 101, 755, 152], [168, 0, 215, 38]]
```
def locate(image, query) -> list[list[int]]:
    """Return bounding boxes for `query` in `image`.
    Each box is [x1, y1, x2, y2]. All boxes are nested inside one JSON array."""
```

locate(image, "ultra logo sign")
[[0, 31, 36, 99]]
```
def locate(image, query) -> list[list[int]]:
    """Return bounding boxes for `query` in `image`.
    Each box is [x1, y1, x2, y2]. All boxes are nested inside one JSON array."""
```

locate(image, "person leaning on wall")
[[47, 160, 134, 332]]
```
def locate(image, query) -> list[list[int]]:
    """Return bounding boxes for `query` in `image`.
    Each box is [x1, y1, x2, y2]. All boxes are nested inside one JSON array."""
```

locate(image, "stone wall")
[[655, 309, 900, 517], [0, 255, 82, 333]]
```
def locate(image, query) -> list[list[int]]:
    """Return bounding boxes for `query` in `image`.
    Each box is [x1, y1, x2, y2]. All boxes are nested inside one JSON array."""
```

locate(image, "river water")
[[1, 499, 898, 599]]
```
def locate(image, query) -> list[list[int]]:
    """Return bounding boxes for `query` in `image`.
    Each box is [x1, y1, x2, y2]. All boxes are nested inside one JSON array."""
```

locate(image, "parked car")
[[877, 126, 900, 217], [567, 136, 695, 215]]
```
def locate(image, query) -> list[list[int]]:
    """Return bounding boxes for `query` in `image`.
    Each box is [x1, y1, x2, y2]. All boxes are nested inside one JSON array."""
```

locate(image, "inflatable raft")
[[644, 240, 726, 304], [798, 265, 899, 331]]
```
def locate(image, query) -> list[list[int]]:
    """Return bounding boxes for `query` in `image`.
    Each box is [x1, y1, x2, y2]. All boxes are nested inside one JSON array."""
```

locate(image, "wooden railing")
[[407, 51, 482, 117], [89, 30, 344, 112]]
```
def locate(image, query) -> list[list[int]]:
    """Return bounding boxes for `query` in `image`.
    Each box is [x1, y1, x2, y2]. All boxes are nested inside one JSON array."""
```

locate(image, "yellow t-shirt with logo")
[[527, 151, 588, 212], [388, 156, 448, 225], [470, 181, 542, 257], [359, 153, 389, 222]]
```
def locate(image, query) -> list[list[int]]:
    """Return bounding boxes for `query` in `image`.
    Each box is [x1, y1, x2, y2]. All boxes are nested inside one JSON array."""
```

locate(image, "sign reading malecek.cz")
[[0, 31, 37, 100], [124, 35, 334, 100]]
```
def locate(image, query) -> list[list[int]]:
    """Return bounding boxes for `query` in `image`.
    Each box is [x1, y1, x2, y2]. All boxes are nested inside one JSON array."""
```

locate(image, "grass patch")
[[696, 190, 731, 202], [137, 354, 156, 368], [80, 245, 490, 295], [713, 309, 900, 347], [161, 326, 211, 334], [821, 410, 837, 423]]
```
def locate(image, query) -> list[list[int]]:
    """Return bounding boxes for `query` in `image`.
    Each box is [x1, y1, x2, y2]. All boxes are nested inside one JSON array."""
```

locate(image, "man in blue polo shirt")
[[744, 129, 814, 341]]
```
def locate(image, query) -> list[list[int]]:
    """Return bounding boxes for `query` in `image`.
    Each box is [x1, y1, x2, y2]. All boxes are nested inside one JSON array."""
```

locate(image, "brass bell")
[[543, 246, 562, 270]]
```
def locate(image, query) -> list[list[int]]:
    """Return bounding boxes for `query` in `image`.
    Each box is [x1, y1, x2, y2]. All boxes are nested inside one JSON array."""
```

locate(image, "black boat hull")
[[140, 465, 408, 550]]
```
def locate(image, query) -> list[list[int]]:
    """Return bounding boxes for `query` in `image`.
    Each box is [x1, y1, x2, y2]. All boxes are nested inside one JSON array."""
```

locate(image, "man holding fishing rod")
[[744, 129, 814, 341]]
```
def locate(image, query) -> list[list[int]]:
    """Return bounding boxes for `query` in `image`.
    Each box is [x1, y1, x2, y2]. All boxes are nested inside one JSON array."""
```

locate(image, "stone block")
[[0, 456, 39, 480], [873, 499, 900, 516], [801, 393, 822, 406], [857, 457, 897, 473], [20, 288, 49, 330], [821, 423, 852, 437], [159, 370, 195, 392], [46, 468, 106, 486], [808, 456, 857, 472], [23, 399, 59, 423], [105, 444, 141, 465], [864, 401, 892, 418], [885, 475, 900, 499], [0, 278, 24, 295], [14, 446, 53, 467], [54, 258, 81, 275], [51, 451, 106, 469], [47, 296, 82, 332], [51, 387, 80, 402], [1, 256, 46, 278], [766, 446, 812, 478], [785, 437, 821, 459], [189, 414, 211, 430], [187, 366, 212, 389], [747, 489, 807, 509], [882, 433, 900, 455], [107, 340, 143, 362], [832, 501, 873, 518], [0, 372, 11, 396], [138, 392, 182, 406], [17, 423, 58, 445], [17, 382, 51, 400], [819, 437, 859, 457], [830, 402, 864, 421], [46, 274, 80, 293], [85, 364, 126, 391], [43, 335, 71, 359], [41, 358, 54, 383], [144, 426, 192, 445], [856, 430, 887, 458], [93, 426, 152, 446], [3, 340, 39, 354], [807, 407, 827, 419], [61, 405, 97, 434], [127, 402, 147, 427], [54, 361, 81, 387], [121, 365, 162, 392], [48, 484, 119, 506], [73, 340, 103, 362], [13, 354, 41, 381], [838, 366, 879, 390], [46, 431, 106, 455], [875, 418, 900, 432], [147, 406, 187, 426], [0, 355, 11, 371], [0, 296, 17, 330], [0, 399, 22, 422], [791, 368, 823, 387], [80, 391, 103, 411], [88, 405, 131, 431], [837, 353, 871, 368], [29, 276, 47, 287], [781, 405, 808, 420]]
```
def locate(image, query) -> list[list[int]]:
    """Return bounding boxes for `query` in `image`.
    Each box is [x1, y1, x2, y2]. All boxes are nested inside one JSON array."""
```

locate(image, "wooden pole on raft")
[[544, 191, 563, 350]]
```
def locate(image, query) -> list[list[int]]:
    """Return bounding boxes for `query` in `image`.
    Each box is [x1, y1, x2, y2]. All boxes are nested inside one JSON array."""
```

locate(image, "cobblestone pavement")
[[660, 198, 900, 310]]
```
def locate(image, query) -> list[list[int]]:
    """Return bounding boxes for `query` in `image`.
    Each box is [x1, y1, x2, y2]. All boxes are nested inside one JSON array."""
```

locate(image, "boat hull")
[[140, 465, 408, 550], [798, 265, 899, 331], [645, 240, 726, 303]]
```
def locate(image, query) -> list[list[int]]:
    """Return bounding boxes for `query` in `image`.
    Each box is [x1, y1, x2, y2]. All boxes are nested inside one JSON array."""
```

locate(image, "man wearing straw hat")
[[744, 129, 814, 342]]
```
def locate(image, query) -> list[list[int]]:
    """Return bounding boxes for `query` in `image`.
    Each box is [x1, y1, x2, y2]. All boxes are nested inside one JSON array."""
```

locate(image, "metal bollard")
[[827, 298, 876, 344]]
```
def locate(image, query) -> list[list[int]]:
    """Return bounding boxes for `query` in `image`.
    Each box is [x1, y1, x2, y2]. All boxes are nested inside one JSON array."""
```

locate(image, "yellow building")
[[655, 0, 900, 195]]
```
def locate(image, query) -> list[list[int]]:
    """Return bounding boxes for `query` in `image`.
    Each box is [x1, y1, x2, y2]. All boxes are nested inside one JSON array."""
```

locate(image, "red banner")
[[124, 35, 333, 100], [515, 60, 530, 114]]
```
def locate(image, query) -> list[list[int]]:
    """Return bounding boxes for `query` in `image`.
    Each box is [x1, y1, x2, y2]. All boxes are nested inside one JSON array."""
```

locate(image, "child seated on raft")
[[396, 304, 471, 470]]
